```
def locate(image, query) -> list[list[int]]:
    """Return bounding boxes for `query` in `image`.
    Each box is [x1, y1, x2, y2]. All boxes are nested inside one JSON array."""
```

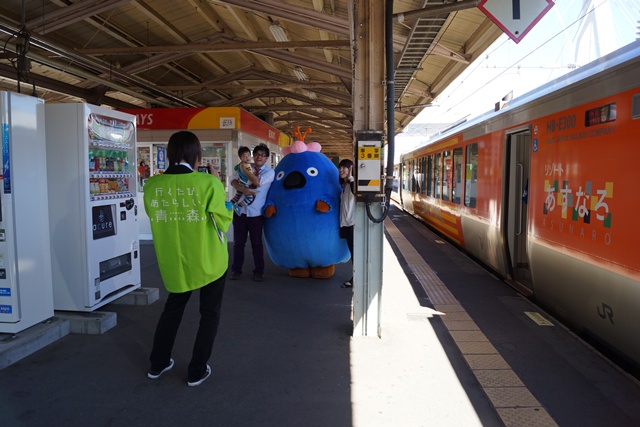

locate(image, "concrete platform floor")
[[2, 206, 640, 426]]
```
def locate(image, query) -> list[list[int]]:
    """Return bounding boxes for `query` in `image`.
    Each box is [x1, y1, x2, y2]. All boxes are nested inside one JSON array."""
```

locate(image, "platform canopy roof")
[[0, 0, 502, 159]]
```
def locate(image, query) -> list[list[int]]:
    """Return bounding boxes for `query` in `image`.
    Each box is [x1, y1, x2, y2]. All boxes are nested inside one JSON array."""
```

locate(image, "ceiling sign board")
[[478, 0, 555, 44]]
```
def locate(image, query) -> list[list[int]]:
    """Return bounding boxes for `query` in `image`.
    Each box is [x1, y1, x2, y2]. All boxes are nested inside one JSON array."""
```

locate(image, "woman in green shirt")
[[144, 130, 232, 387]]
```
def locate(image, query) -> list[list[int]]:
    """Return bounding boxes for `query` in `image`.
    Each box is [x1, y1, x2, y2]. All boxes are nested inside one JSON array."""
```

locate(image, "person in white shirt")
[[338, 159, 355, 288], [228, 143, 275, 282]]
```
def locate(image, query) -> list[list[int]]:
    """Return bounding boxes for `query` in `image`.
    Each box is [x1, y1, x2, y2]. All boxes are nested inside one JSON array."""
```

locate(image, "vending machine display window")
[[88, 113, 135, 202], [88, 113, 134, 143], [92, 204, 117, 240]]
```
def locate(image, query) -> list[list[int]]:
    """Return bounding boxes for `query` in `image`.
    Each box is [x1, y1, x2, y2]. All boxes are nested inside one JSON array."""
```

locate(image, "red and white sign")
[[478, 0, 555, 44]]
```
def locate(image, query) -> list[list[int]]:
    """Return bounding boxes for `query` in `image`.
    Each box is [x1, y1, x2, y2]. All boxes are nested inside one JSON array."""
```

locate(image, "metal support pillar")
[[353, 202, 384, 337], [351, 0, 386, 337]]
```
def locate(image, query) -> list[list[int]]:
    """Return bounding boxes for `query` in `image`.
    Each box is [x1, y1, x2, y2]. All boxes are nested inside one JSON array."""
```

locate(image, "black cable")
[[362, 0, 395, 225]]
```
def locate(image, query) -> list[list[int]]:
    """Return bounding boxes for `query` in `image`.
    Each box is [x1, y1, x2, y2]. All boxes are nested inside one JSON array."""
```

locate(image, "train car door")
[[505, 130, 533, 294]]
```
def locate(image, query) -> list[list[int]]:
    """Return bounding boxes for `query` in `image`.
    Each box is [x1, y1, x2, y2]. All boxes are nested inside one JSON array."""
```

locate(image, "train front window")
[[465, 143, 478, 208], [453, 148, 462, 204]]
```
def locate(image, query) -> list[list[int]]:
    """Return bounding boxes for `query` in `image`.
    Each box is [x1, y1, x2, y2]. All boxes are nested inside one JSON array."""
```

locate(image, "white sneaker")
[[147, 358, 174, 379], [187, 365, 211, 387]]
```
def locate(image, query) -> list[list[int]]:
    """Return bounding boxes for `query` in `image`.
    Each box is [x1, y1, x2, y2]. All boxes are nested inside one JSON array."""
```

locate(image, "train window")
[[392, 165, 399, 192], [427, 155, 433, 197], [464, 143, 478, 208], [442, 150, 451, 201], [452, 147, 463, 204], [407, 160, 413, 191], [633, 94, 640, 119], [420, 156, 427, 195], [434, 153, 442, 199], [403, 161, 410, 190], [410, 159, 416, 192], [411, 158, 423, 195]]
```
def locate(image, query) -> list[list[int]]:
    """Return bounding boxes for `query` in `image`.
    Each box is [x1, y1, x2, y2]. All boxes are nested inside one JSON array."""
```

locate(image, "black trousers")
[[149, 272, 227, 380], [232, 213, 266, 275], [340, 225, 354, 260], [340, 225, 354, 279]]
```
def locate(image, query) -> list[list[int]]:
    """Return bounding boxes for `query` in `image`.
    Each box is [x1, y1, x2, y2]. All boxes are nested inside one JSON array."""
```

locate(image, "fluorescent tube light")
[[269, 23, 288, 42], [293, 66, 308, 81]]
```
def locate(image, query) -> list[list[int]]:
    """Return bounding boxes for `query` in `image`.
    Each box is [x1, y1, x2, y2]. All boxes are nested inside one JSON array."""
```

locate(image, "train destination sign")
[[478, 0, 555, 44]]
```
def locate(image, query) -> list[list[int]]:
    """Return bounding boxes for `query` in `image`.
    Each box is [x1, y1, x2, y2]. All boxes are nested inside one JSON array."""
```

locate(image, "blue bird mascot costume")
[[263, 128, 350, 278]]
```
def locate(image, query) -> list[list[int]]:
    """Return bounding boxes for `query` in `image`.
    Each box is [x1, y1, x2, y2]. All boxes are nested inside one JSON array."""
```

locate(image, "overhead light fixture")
[[269, 23, 288, 42], [293, 66, 308, 81], [306, 90, 317, 100]]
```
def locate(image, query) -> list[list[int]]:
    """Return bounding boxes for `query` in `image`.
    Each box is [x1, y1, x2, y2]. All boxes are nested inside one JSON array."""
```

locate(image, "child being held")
[[230, 146, 260, 214]]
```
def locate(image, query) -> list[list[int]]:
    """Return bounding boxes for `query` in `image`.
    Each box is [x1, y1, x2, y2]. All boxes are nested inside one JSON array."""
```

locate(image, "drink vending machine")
[[44, 103, 141, 311], [0, 91, 54, 333]]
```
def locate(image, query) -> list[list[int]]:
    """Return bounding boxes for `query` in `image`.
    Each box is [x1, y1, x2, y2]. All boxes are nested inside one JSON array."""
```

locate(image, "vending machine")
[[44, 103, 140, 312], [0, 91, 54, 333]]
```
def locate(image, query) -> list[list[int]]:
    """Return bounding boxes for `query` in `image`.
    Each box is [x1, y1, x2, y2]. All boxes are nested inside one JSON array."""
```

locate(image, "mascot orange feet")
[[310, 265, 334, 279], [287, 265, 335, 279], [288, 267, 311, 278]]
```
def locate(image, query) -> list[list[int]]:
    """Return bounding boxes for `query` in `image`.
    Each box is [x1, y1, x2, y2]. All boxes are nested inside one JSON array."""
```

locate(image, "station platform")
[[2, 205, 640, 426]]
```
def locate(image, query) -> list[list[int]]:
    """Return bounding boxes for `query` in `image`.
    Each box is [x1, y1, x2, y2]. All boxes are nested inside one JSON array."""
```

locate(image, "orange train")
[[392, 40, 640, 372]]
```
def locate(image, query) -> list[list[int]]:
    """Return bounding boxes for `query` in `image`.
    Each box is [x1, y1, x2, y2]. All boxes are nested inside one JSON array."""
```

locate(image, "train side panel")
[[399, 131, 510, 276], [396, 41, 640, 370], [402, 138, 467, 245], [528, 82, 640, 364]]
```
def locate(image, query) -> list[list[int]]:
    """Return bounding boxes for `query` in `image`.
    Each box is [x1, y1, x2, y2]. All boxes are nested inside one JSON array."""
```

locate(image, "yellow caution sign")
[[358, 179, 381, 188], [358, 147, 380, 160]]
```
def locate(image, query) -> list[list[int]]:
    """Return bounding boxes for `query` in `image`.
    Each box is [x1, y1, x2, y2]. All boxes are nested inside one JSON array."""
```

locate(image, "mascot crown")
[[284, 126, 321, 156]]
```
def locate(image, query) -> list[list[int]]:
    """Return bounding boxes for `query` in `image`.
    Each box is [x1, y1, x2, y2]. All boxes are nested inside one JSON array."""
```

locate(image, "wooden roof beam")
[[211, 0, 350, 37], [27, 0, 132, 35]]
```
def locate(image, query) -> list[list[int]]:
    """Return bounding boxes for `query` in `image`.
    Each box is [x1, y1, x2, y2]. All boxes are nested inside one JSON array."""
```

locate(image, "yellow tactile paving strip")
[[385, 218, 559, 427]]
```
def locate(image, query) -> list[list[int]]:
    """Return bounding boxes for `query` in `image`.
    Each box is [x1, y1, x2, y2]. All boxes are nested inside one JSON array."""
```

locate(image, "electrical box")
[[355, 131, 383, 194]]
